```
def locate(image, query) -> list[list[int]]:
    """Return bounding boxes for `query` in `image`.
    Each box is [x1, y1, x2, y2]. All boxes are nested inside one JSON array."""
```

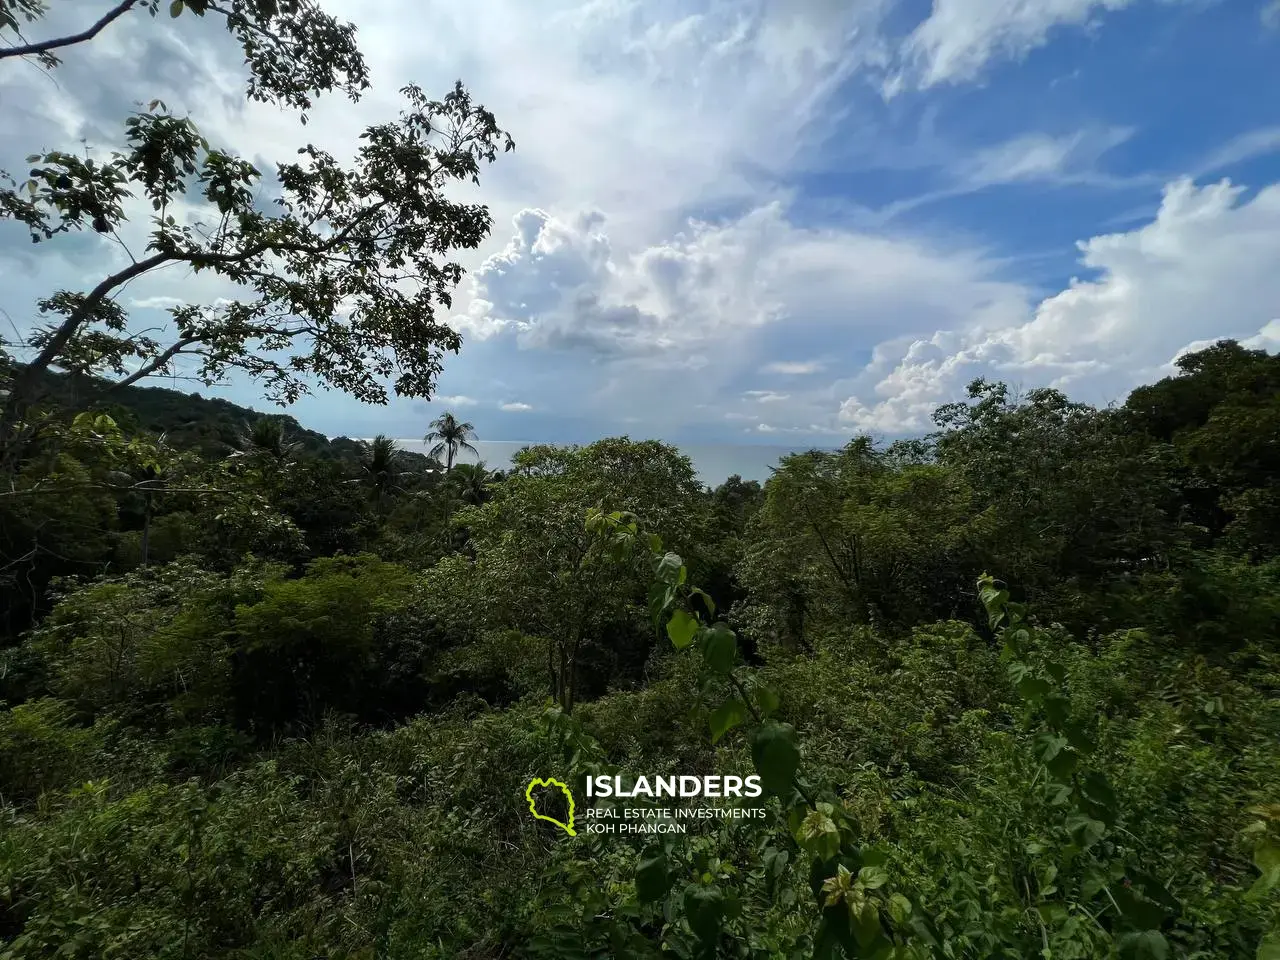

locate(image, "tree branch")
[[0, 1, 138, 62], [1, 250, 177, 436], [107, 335, 202, 391]]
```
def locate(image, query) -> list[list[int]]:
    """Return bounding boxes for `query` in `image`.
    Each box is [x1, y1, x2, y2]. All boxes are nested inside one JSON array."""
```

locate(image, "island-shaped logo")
[[525, 777, 576, 836]]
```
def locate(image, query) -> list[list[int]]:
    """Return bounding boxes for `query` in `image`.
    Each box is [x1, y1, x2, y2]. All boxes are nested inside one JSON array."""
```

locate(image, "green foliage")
[[2, 343, 1279, 958], [230, 555, 416, 733]]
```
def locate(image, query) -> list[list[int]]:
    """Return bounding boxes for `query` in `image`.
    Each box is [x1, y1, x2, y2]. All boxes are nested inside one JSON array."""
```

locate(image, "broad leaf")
[[666, 609, 699, 649], [635, 847, 671, 903], [752, 721, 800, 794], [701, 622, 737, 675], [709, 698, 748, 743], [683, 883, 724, 942]]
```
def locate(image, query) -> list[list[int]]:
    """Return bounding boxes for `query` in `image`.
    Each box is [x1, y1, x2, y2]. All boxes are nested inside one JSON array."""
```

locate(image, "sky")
[[3, 0, 1280, 445]]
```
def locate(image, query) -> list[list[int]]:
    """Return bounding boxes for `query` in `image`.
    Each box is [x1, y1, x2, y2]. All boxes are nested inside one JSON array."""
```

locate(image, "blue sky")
[[3, 0, 1280, 444]]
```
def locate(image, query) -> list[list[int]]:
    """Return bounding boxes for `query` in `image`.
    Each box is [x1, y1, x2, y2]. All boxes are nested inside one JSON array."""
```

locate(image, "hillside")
[[29, 369, 435, 469]]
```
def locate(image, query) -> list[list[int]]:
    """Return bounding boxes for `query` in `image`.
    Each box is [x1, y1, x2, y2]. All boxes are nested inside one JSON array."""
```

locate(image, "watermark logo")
[[526, 773, 768, 837], [525, 777, 576, 836]]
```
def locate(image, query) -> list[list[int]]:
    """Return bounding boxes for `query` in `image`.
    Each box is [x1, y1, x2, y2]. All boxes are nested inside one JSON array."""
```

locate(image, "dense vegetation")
[[2, 4, 1278, 958], [1, 341, 1278, 958]]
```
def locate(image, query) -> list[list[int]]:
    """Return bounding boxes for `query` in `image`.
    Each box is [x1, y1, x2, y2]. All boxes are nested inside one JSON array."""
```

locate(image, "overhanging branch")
[[0, 1, 138, 62]]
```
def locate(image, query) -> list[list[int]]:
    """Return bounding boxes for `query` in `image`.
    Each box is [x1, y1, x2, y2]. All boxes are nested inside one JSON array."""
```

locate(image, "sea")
[[387, 440, 838, 486]]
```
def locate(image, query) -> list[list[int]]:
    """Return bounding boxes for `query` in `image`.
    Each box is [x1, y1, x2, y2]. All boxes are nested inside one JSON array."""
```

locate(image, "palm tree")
[[424, 411, 478, 471], [451, 461, 493, 506], [232, 416, 303, 466], [358, 434, 413, 510]]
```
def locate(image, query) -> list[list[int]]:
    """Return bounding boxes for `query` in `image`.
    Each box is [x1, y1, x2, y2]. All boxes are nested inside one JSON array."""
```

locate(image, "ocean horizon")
[[376, 439, 839, 485]]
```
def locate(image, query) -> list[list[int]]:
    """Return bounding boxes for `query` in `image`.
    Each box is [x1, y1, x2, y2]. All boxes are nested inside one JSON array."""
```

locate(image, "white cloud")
[[500, 401, 533, 412], [1244, 318, 1280, 350], [874, 126, 1146, 222], [436, 395, 479, 407], [454, 200, 1028, 362], [453, 204, 788, 353], [762, 360, 824, 375], [1195, 127, 1280, 176], [839, 177, 1280, 433], [958, 127, 1135, 187], [753, 421, 844, 435], [130, 296, 188, 310], [7, 0, 1264, 446], [890, 0, 1145, 92], [447, 196, 1037, 433]]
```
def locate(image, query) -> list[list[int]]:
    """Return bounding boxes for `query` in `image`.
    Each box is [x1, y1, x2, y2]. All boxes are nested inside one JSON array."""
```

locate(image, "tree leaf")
[[1118, 930, 1169, 960], [1065, 814, 1106, 852], [701, 622, 737, 675], [753, 682, 781, 718], [857, 865, 889, 889], [683, 883, 724, 942], [635, 847, 671, 903], [654, 551, 683, 585], [851, 901, 882, 949], [709, 698, 747, 743], [666, 609, 698, 650], [169, 0, 184, 16], [689, 586, 715, 617], [1112, 884, 1167, 930], [751, 721, 799, 794], [888, 893, 912, 924]]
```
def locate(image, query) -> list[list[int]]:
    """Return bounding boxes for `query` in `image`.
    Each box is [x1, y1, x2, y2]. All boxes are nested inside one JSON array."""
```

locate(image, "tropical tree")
[[0, 1, 513, 472], [231, 417, 303, 468], [357, 435, 412, 511], [451, 461, 493, 506], [424, 411, 478, 471]]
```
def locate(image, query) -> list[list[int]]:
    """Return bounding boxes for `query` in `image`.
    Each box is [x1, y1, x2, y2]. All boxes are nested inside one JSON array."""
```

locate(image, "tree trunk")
[[141, 491, 153, 568]]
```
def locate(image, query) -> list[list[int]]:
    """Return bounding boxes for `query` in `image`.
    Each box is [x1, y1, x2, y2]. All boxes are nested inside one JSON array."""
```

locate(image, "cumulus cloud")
[[452, 204, 787, 355], [500, 401, 533, 412], [436, 395, 479, 407], [454, 200, 1029, 366], [5, 0, 1264, 446], [445, 196, 1041, 434], [838, 177, 1280, 433], [1244, 318, 1280, 350]]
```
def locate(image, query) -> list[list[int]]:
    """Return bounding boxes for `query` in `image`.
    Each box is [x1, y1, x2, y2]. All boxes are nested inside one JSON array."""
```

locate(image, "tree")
[[424, 411, 478, 471], [451, 461, 493, 506], [0, 1, 513, 471], [357, 434, 413, 512], [740, 439, 974, 638], [453, 439, 710, 710], [231, 417, 303, 467], [1124, 340, 1280, 557], [936, 380, 1178, 586]]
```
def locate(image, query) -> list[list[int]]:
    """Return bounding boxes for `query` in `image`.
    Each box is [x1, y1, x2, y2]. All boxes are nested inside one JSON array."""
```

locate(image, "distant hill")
[[29, 371, 438, 469]]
